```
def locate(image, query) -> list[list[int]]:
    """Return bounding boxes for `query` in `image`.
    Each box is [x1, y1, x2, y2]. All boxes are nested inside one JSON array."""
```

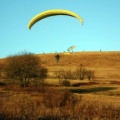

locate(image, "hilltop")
[[0, 51, 120, 81], [37, 51, 120, 81]]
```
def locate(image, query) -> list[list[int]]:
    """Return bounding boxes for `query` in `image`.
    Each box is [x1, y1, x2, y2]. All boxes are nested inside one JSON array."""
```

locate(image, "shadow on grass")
[[0, 82, 6, 86], [70, 87, 117, 94], [72, 82, 97, 87]]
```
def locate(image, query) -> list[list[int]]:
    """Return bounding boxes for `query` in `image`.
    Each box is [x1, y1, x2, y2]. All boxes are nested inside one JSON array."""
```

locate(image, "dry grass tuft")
[[0, 86, 120, 120]]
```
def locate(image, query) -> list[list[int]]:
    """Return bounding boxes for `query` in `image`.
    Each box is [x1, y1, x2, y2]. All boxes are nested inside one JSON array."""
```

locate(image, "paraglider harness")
[[55, 54, 60, 63]]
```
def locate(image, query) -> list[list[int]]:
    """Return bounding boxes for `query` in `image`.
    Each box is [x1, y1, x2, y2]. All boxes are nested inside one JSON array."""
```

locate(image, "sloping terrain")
[[0, 51, 120, 119], [38, 51, 120, 81], [0, 51, 120, 81]]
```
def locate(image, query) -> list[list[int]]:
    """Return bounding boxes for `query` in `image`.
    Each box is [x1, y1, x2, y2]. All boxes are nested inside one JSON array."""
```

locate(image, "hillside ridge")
[[1, 51, 120, 81]]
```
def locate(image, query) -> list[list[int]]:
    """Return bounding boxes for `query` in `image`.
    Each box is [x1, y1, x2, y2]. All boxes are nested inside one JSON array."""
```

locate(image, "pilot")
[[55, 54, 60, 63]]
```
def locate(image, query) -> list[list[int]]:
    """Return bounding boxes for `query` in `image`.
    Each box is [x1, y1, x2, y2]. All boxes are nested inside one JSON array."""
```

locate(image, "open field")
[[38, 51, 120, 82], [1, 51, 120, 81], [0, 82, 120, 119], [0, 51, 120, 119]]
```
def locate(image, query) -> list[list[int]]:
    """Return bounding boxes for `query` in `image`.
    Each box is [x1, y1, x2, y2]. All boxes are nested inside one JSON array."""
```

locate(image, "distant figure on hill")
[[55, 54, 60, 63]]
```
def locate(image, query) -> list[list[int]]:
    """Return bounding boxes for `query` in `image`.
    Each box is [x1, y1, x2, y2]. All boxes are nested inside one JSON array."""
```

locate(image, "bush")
[[62, 80, 70, 86], [74, 64, 86, 80], [4, 51, 48, 87], [86, 70, 95, 81], [64, 70, 74, 80]]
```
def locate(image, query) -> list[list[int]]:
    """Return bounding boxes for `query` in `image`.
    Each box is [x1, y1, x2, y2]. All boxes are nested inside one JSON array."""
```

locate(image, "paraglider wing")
[[67, 45, 77, 51], [28, 9, 84, 29]]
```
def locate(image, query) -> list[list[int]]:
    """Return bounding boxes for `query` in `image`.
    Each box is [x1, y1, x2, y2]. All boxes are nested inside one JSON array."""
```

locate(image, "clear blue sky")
[[0, 0, 120, 58]]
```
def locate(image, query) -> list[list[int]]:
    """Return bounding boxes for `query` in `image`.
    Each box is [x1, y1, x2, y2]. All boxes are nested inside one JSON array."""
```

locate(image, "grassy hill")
[[0, 51, 120, 119], [0, 51, 120, 81], [38, 51, 120, 81]]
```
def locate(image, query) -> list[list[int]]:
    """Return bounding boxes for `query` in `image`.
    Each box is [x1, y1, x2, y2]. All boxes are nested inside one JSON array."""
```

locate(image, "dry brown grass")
[[0, 85, 120, 120], [36, 51, 120, 82], [38, 51, 120, 67], [0, 51, 120, 119], [1, 51, 120, 81]]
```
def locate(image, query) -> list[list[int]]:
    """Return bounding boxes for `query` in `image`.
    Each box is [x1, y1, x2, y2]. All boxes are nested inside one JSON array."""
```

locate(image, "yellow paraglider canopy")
[[28, 9, 84, 29]]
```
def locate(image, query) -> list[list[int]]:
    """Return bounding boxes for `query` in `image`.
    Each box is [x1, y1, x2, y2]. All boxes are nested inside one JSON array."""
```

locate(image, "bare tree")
[[38, 67, 48, 84], [64, 70, 74, 80], [4, 51, 47, 87], [55, 70, 64, 86], [75, 64, 86, 80], [86, 70, 95, 81]]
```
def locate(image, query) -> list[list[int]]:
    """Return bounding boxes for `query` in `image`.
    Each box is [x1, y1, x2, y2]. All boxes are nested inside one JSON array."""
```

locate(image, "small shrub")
[[74, 65, 86, 80], [86, 70, 95, 81], [62, 80, 70, 86], [64, 70, 74, 80]]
